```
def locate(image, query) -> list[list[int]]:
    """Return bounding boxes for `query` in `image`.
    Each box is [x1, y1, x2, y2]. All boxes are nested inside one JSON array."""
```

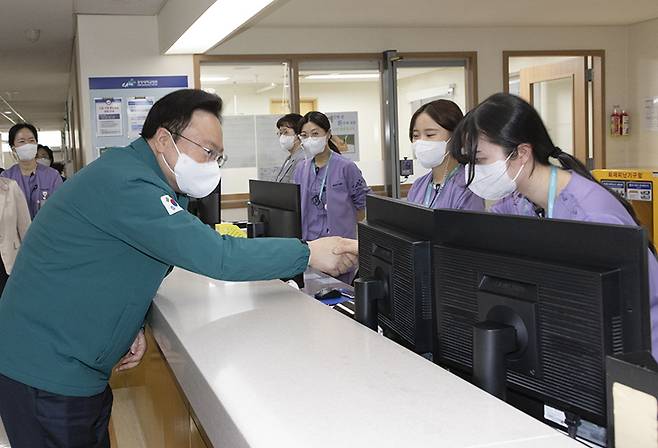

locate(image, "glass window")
[[199, 62, 293, 193], [298, 59, 383, 190]]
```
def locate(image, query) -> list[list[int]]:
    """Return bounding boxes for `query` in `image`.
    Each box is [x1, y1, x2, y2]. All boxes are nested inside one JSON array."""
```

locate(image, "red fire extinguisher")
[[621, 109, 630, 135], [611, 105, 621, 136]]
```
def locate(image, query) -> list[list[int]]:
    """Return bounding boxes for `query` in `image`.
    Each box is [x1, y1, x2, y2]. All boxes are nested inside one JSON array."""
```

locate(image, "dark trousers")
[[0, 255, 8, 297], [0, 373, 112, 448]]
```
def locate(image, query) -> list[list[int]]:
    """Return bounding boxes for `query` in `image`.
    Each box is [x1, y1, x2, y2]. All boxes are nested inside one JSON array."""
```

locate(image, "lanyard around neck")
[[422, 166, 459, 208], [313, 153, 332, 199], [547, 165, 558, 219]]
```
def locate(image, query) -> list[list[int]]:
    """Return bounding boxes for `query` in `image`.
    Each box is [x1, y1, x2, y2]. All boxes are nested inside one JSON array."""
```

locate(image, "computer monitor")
[[247, 180, 302, 239], [187, 181, 221, 227], [355, 194, 437, 354], [432, 209, 650, 443]]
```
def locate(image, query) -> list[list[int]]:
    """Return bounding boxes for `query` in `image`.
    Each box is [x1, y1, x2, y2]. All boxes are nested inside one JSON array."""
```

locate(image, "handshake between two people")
[[307, 237, 359, 277]]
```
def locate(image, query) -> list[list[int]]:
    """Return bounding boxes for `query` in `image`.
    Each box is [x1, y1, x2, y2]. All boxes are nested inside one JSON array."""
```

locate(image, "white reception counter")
[[149, 268, 583, 448]]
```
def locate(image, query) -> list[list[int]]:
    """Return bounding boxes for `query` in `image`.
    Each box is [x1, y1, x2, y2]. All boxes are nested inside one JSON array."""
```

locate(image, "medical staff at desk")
[[274, 113, 306, 183], [451, 92, 658, 362], [0, 90, 358, 448], [294, 111, 370, 241], [406, 99, 484, 211]]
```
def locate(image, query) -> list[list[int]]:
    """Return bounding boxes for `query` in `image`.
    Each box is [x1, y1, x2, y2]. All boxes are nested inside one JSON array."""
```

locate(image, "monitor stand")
[[472, 321, 517, 400], [354, 278, 385, 331]]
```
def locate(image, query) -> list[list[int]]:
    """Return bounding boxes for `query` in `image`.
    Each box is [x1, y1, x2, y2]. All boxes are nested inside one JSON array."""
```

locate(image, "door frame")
[[382, 51, 478, 197], [194, 52, 479, 198], [503, 50, 606, 169]]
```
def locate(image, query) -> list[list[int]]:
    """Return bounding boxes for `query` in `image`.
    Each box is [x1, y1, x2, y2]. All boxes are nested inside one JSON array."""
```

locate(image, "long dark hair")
[[296, 111, 340, 154], [451, 92, 655, 253], [409, 99, 463, 141]]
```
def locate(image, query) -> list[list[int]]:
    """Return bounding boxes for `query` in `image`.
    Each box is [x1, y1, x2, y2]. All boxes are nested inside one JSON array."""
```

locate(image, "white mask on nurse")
[[15, 143, 38, 161], [465, 153, 525, 201], [301, 136, 328, 157], [412, 140, 448, 169], [279, 134, 296, 152]]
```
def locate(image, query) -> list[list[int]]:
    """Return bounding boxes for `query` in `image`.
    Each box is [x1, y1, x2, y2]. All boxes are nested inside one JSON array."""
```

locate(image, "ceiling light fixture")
[[166, 0, 275, 54], [304, 73, 380, 80], [200, 76, 231, 83], [0, 96, 26, 122], [0, 112, 16, 125], [25, 29, 41, 43], [255, 83, 277, 94]]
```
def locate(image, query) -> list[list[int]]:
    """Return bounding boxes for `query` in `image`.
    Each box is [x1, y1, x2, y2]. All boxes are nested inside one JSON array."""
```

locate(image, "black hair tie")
[[551, 147, 563, 158]]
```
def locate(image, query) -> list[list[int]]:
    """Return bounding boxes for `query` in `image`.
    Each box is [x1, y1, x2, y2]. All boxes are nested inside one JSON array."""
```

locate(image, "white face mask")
[[466, 154, 525, 201], [15, 143, 37, 161], [161, 133, 222, 199], [279, 134, 296, 152], [301, 136, 328, 157], [36, 158, 52, 167], [412, 140, 448, 169]]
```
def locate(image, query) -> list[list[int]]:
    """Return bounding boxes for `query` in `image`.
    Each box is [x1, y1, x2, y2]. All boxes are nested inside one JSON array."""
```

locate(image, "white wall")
[[76, 15, 195, 165], [300, 81, 384, 186], [628, 18, 658, 168], [211, 25, 631, 167]]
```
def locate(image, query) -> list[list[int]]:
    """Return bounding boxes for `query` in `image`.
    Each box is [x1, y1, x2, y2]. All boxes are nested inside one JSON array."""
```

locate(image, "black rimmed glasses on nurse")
[[170, 131, 228, 167]]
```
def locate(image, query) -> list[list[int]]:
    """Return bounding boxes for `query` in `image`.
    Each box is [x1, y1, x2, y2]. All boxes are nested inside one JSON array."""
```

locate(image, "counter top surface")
[[149, 268, 583, 448]]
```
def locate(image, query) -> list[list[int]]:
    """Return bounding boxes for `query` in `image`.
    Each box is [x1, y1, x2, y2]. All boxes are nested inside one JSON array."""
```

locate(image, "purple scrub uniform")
[[1, 164, 63, 219], [407, 165, 485, 211], [294, 152, 370, 241], [492, 172, 658, 361]]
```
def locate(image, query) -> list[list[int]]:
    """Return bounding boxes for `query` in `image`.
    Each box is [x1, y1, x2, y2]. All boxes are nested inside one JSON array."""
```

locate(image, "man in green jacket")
[[0, 89, 357, 447]]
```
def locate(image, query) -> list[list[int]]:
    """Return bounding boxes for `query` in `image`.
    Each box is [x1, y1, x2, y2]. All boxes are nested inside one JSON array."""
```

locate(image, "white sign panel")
[[126, 97, 155, 138], [95, 98, 123, 137], [644, 97, 658, 132]]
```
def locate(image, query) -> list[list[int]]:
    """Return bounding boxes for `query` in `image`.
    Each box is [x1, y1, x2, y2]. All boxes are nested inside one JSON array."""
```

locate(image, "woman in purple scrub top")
[[406, 100, 484, 211], [2, 123, 62, 219], [293, 111, 370, 243], [451, 92, 658, 361]]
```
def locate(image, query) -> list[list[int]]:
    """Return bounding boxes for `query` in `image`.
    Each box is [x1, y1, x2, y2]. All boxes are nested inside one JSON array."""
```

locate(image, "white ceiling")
[[257, 0, 658, 27], [2, 0, 658, 132], [0, 0, 166, 132]]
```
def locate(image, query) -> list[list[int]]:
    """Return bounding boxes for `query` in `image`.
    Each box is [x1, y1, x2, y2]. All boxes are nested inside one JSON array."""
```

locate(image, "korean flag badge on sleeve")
[[161, 195, 183, 215]]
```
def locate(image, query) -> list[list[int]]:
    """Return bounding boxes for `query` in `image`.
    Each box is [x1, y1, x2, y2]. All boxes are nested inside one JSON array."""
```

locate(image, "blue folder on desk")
[[320, 295, 352, 306]]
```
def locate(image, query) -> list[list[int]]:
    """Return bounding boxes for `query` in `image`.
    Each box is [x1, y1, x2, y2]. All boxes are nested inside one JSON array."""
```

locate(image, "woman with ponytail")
[[450, 92, 658, 360], [294, 111, 370, 242]]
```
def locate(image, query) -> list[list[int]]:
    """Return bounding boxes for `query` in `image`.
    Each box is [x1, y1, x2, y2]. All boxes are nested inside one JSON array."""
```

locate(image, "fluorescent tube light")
[[200, 76, 231, 83], [304, 73, 379, 80], [166, 0, 276, 54]]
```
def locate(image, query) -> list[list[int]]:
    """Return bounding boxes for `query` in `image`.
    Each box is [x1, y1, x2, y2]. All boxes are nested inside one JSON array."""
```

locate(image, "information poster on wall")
[[600, 180, 627, 199], [127, 97, 155, 138], [94, 98, 123, 137], [627, 181, 653, 202], [644, 97, 658, 132], [326, 111, 359, 161], [255, 114, 286, 181], [88, 75, 188, 159]]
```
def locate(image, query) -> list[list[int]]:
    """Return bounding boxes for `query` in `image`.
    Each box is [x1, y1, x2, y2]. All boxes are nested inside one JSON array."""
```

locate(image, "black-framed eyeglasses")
[[171, 131, 228, 167]]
